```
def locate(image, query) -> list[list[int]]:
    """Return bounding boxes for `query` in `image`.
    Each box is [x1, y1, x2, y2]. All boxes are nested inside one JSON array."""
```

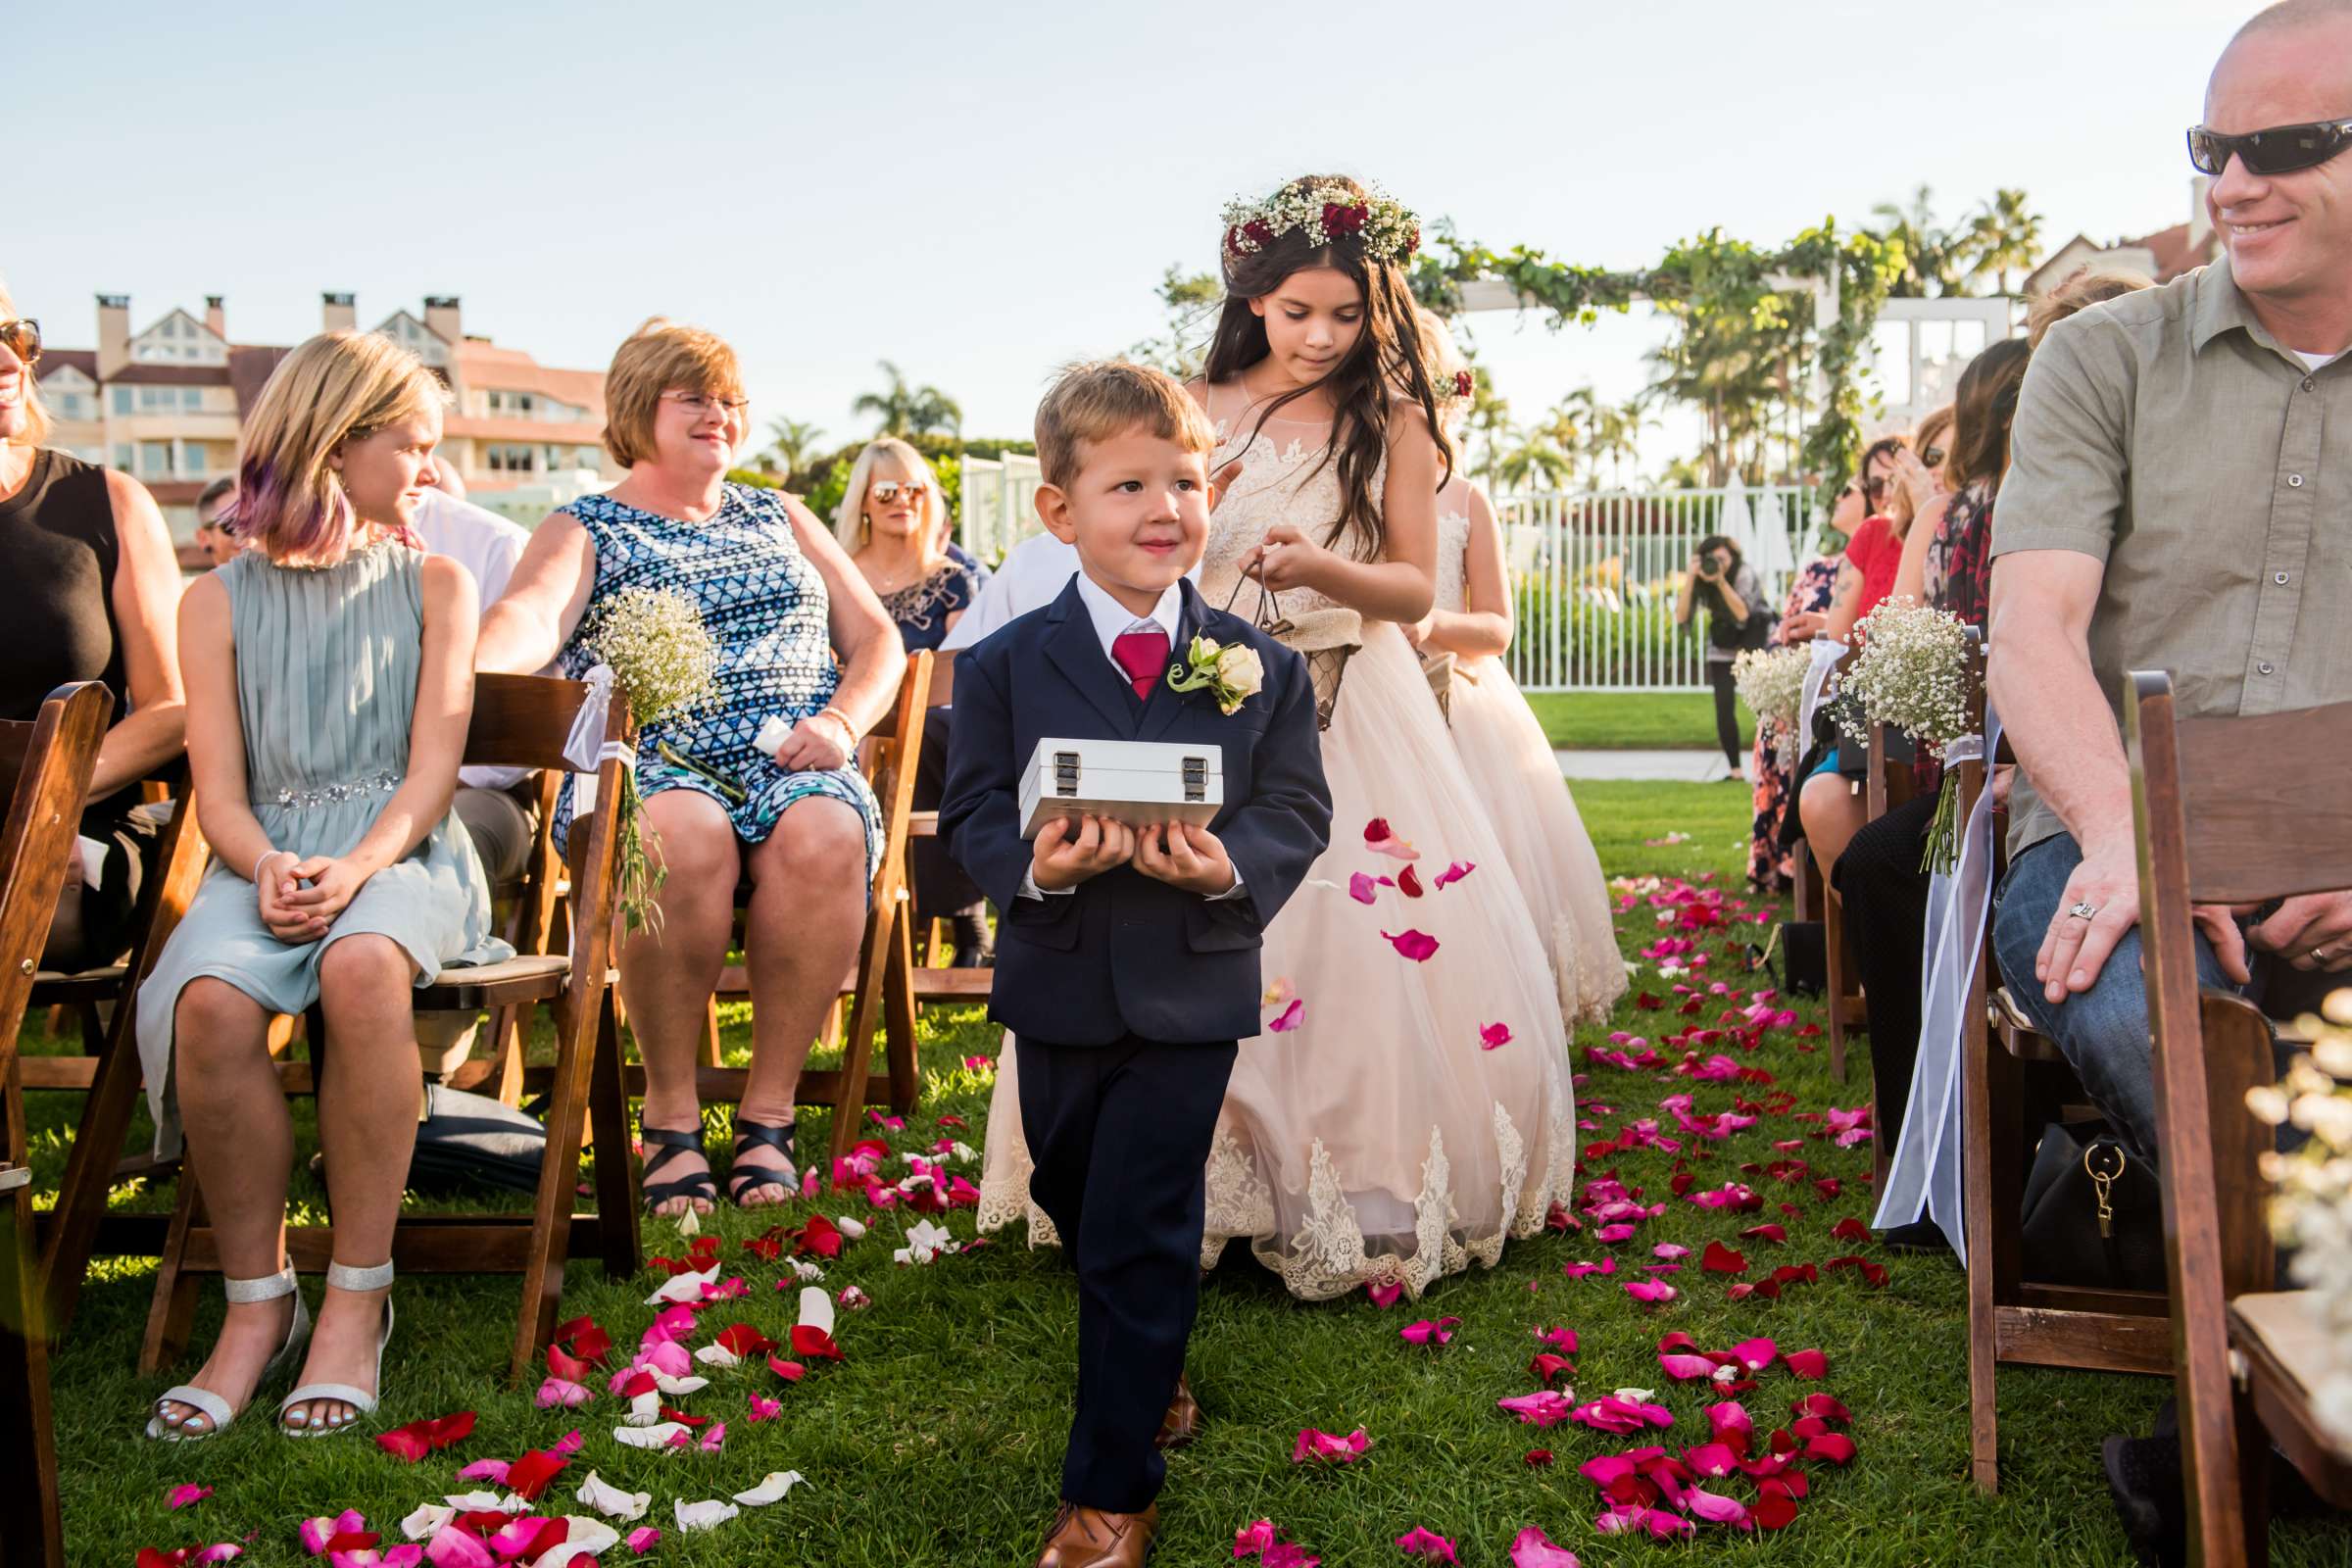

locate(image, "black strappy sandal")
[[639, 1124, 716, 1215], [727, 1117, 799, 1207]]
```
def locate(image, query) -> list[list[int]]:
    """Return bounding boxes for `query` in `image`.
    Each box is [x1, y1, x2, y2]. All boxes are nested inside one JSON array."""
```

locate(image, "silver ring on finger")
[[2066, 900, 2099, 922]]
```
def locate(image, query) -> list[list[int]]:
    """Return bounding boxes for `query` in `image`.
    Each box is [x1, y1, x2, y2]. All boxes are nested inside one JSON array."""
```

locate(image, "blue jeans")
[[1989, 832, 2244, 1163]]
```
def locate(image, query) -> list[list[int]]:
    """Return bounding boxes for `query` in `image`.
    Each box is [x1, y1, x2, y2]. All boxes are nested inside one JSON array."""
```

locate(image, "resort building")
[[32, 292, 618, 545]]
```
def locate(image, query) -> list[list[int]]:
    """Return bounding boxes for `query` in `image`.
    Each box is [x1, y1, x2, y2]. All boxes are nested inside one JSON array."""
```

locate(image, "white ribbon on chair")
[[1798, 636, 1844, 753], [562, 663, 637, 815], [1871, 704, 2003, 1260]]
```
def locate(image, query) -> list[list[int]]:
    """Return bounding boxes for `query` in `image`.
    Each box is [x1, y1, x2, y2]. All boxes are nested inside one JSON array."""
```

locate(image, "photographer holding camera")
[[1675, 533, 1767, 776]]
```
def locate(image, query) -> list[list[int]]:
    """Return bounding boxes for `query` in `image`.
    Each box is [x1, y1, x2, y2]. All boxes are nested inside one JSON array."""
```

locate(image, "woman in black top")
[[0, 296, 189, 967], [1674, 532, 1767, 776]]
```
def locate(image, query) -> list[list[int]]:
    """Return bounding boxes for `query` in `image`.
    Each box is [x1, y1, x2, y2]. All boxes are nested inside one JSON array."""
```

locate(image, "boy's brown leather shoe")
[[1035, 1501, 1158, 1568], [1155, 1376, 1200, 1449]]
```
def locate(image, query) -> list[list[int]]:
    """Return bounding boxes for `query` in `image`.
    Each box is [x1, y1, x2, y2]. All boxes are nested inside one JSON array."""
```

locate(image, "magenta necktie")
[[1110, 627, 1171, 702]]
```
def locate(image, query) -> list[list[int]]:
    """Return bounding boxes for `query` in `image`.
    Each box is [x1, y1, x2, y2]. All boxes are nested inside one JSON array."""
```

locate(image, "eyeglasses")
[[0, 318, 41, 366], [660, 390, 749, 416], [2187, 118, 2352, 177], [1922, 446, 1946, 467], [871, 480, 930, 504], [1862, 475, 1889, 499]]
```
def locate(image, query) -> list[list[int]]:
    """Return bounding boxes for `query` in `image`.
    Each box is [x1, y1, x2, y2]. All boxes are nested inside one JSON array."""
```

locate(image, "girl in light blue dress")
[[138, 331, 509, 1442]]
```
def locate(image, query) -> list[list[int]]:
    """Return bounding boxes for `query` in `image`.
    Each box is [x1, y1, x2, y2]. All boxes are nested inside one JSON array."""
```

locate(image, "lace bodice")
[[1433, 477, 1473, 614], [1200, 394, 1385, 652]]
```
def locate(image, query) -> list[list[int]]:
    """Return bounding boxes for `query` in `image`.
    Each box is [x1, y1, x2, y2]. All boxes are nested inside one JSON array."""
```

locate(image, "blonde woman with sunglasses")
[[835, 437, 994, 963]]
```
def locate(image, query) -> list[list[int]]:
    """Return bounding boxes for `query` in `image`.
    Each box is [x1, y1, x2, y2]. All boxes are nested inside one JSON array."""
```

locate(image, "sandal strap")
[[149, 1385, 235, 1439], [640, 1126, 716, 1209], [279, 1382, 378, 1419], [731, 1118, 798, 1154], [727, 1118, 798, 1203], [640, 1123, 706, 1155], [325, 1259, 394, 1293], [223, 1262, 297, 1303]]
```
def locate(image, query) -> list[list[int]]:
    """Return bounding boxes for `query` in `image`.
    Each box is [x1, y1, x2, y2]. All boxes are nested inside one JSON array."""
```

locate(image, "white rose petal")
[[693, 1343, 741, 1368], [675, 1497, 740, 1532], [755, 715, 792, 758], [646, 1265, 718, 1305], [613, 1422, 690, 1449], [623, 1389, 663, 1427], [652, 1373, 709, 1396], [402, 1503, 456, 1541], [576, 1471, 652, 1521], [797, 1286, 835, 1336], [790, 1258, 826, 1282], [733, 1470, 807, 1506], [835, 1216, 868, 1240], [441, 1492, 508, 1513]]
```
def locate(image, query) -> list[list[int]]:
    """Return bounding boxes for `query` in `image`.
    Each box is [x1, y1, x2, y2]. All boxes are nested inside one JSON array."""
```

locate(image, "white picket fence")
[[956, 458, 1815, 693]]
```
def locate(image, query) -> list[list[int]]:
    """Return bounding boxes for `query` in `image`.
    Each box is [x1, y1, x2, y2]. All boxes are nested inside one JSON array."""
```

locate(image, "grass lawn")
[[1529, 691, 1754, 754], [24, 782, 2348, 1565]]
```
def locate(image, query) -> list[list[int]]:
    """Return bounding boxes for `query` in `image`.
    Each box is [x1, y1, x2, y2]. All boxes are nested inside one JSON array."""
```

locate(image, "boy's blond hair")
[[1034, 360, 1215, 490]]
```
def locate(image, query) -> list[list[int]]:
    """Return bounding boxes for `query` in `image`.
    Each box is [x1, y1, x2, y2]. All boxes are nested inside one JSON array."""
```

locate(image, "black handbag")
[[1750, 920, 1826, 997], [2018, 1121, 2166, 1292], [406, 1083, 549, 1196]]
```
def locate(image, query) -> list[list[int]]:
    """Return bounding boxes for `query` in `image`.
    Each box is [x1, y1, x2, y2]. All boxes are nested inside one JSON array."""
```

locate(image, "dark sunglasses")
[[2187, 118, 2352, 177], [0, 318, 40, 366]]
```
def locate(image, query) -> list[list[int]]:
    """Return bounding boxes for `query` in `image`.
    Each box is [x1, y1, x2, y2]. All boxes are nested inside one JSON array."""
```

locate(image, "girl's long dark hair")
[[1202, 174, 1454, 561]]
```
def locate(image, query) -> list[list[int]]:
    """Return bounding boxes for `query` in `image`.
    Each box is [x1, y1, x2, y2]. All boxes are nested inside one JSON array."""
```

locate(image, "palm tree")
[[854, 361, 963, 438], [1871, 185, 1967, 298], [762, 416, 825, 479], [1460, 372, 1512, 488], [1544, 387, 1602, 488], [1963, 187, 2044, 296], [1498, 422, 1576, 491], [1590, 396, 1653, 489]]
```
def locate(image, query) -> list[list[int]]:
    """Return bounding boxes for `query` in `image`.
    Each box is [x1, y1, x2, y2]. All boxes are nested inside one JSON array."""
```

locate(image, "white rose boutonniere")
[[1166, 634, 1264, 716]]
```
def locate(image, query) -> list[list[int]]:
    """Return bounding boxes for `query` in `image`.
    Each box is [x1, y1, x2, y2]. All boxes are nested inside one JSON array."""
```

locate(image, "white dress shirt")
[[1017, 571, 1241, 901], [411, 489, 535, 789]]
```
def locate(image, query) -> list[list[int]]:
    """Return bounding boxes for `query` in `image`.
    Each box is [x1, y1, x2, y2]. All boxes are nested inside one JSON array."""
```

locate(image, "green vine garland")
[[1410, 221, 1904, 513]]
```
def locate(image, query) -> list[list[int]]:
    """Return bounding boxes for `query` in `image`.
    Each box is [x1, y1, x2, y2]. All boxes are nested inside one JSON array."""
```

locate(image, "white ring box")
[[1017, 736, 1224, 840]]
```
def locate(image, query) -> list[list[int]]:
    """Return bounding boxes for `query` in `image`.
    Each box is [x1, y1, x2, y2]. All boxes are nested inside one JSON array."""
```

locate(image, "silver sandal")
[[277, 1259, 394, 1437], [144, 1261, 311, 1441]]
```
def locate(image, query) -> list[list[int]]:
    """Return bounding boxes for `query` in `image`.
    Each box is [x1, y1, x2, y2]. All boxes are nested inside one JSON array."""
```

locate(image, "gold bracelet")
[[817, 707, 859, 749]]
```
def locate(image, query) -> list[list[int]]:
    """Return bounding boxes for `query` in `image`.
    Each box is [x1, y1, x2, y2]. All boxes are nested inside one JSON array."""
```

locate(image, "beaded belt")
[[265, 768, 403, 808]]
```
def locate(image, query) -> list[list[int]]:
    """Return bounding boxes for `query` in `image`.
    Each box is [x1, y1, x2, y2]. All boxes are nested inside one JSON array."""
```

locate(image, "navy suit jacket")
[[942, 576, 1332, 1046]]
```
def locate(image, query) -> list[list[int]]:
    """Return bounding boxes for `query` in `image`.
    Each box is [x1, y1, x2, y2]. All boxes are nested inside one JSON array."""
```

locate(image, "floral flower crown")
[[1221, 178, 1422, 267]]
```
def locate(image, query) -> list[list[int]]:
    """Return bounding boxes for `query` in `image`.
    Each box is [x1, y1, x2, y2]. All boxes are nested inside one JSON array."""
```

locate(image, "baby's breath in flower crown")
[[1221, 178, 1422, 266], [2249, 990, 2352, 1447], [581, 586, 724, 934]]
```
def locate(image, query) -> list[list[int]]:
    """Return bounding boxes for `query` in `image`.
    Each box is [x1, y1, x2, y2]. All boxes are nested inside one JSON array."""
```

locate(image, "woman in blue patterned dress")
[[478, 321, 902, 1216], [837, 437, 993, 964]]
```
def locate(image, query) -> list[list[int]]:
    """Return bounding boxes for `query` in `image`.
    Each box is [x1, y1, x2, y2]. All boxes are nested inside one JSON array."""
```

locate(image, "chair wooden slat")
[[2125, 669, 2344, 1566], [0, 680, 115, 1568]]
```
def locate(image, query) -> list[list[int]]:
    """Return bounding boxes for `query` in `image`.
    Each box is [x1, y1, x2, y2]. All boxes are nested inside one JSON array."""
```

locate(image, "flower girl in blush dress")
[[1405, 320, 1626, 1026], [979, 175, 1577, 1302]]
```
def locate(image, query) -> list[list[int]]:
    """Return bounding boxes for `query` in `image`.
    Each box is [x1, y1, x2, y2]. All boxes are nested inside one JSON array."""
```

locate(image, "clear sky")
[[16, 0, 2252, 471]]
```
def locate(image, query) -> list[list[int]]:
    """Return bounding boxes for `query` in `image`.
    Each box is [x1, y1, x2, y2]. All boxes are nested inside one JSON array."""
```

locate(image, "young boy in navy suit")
[[943, 361, 1331, 1567]]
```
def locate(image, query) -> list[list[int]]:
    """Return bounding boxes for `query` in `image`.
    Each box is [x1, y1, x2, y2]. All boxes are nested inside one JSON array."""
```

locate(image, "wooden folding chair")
[[0, 680, 116, 1568], [1962, 718, 2173, 1493], [2130, 670, 2352, 1566], [681, 650, 935, 1170], [141, 674, 639, 1385], [28, 756, 211, 1334], [442, 767, 566, 1108]]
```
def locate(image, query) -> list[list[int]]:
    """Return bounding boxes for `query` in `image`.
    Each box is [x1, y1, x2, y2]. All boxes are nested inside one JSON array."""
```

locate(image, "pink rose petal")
[[535, 1377, 592, 1409], [167, 1485, 213, 1510], [1398, 1317, 1459, 1347], [1395, 1527, 1458, 1562], [1508, 1526, 1582, 1567], [624, 1528, 661, 1555], [1290, 1426, 1371, 1464], [1380, 929, 1440, 961], [1235, 1518, 1278, 1556], [1269, 999, 1305, 1032], [1432, 859, 1476, 891], [1784, 1348, 1830, 1379], [1479, 1021, 1512, 1051], [1366, 1280, 1404, 1308]]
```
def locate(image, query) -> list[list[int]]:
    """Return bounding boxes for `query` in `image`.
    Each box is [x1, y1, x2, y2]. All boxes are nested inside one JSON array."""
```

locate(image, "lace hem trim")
[[976, 1088, 1580, 1303]]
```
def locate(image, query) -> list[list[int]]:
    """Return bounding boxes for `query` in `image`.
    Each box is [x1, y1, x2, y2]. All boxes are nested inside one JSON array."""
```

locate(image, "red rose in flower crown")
[[1220, 177, 1421, 266], [1453, 370, 1474, 399], [1322, 201, 1369, 236]]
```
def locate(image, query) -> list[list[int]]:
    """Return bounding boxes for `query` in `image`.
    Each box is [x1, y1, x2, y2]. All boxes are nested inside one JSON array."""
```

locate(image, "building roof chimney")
[[96, 294, 131, 379], [422, 295, 462, 346], [322, 292, 357, 334], [204, 295, 226, 341]]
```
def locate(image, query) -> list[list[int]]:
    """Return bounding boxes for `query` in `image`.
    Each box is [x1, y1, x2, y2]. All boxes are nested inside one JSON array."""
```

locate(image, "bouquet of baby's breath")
[[2249, 990, 2352, 1448], [580, 587, 724, 935], [1845, 597, 1973, 873], [1733, 645, 1811, 772]]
